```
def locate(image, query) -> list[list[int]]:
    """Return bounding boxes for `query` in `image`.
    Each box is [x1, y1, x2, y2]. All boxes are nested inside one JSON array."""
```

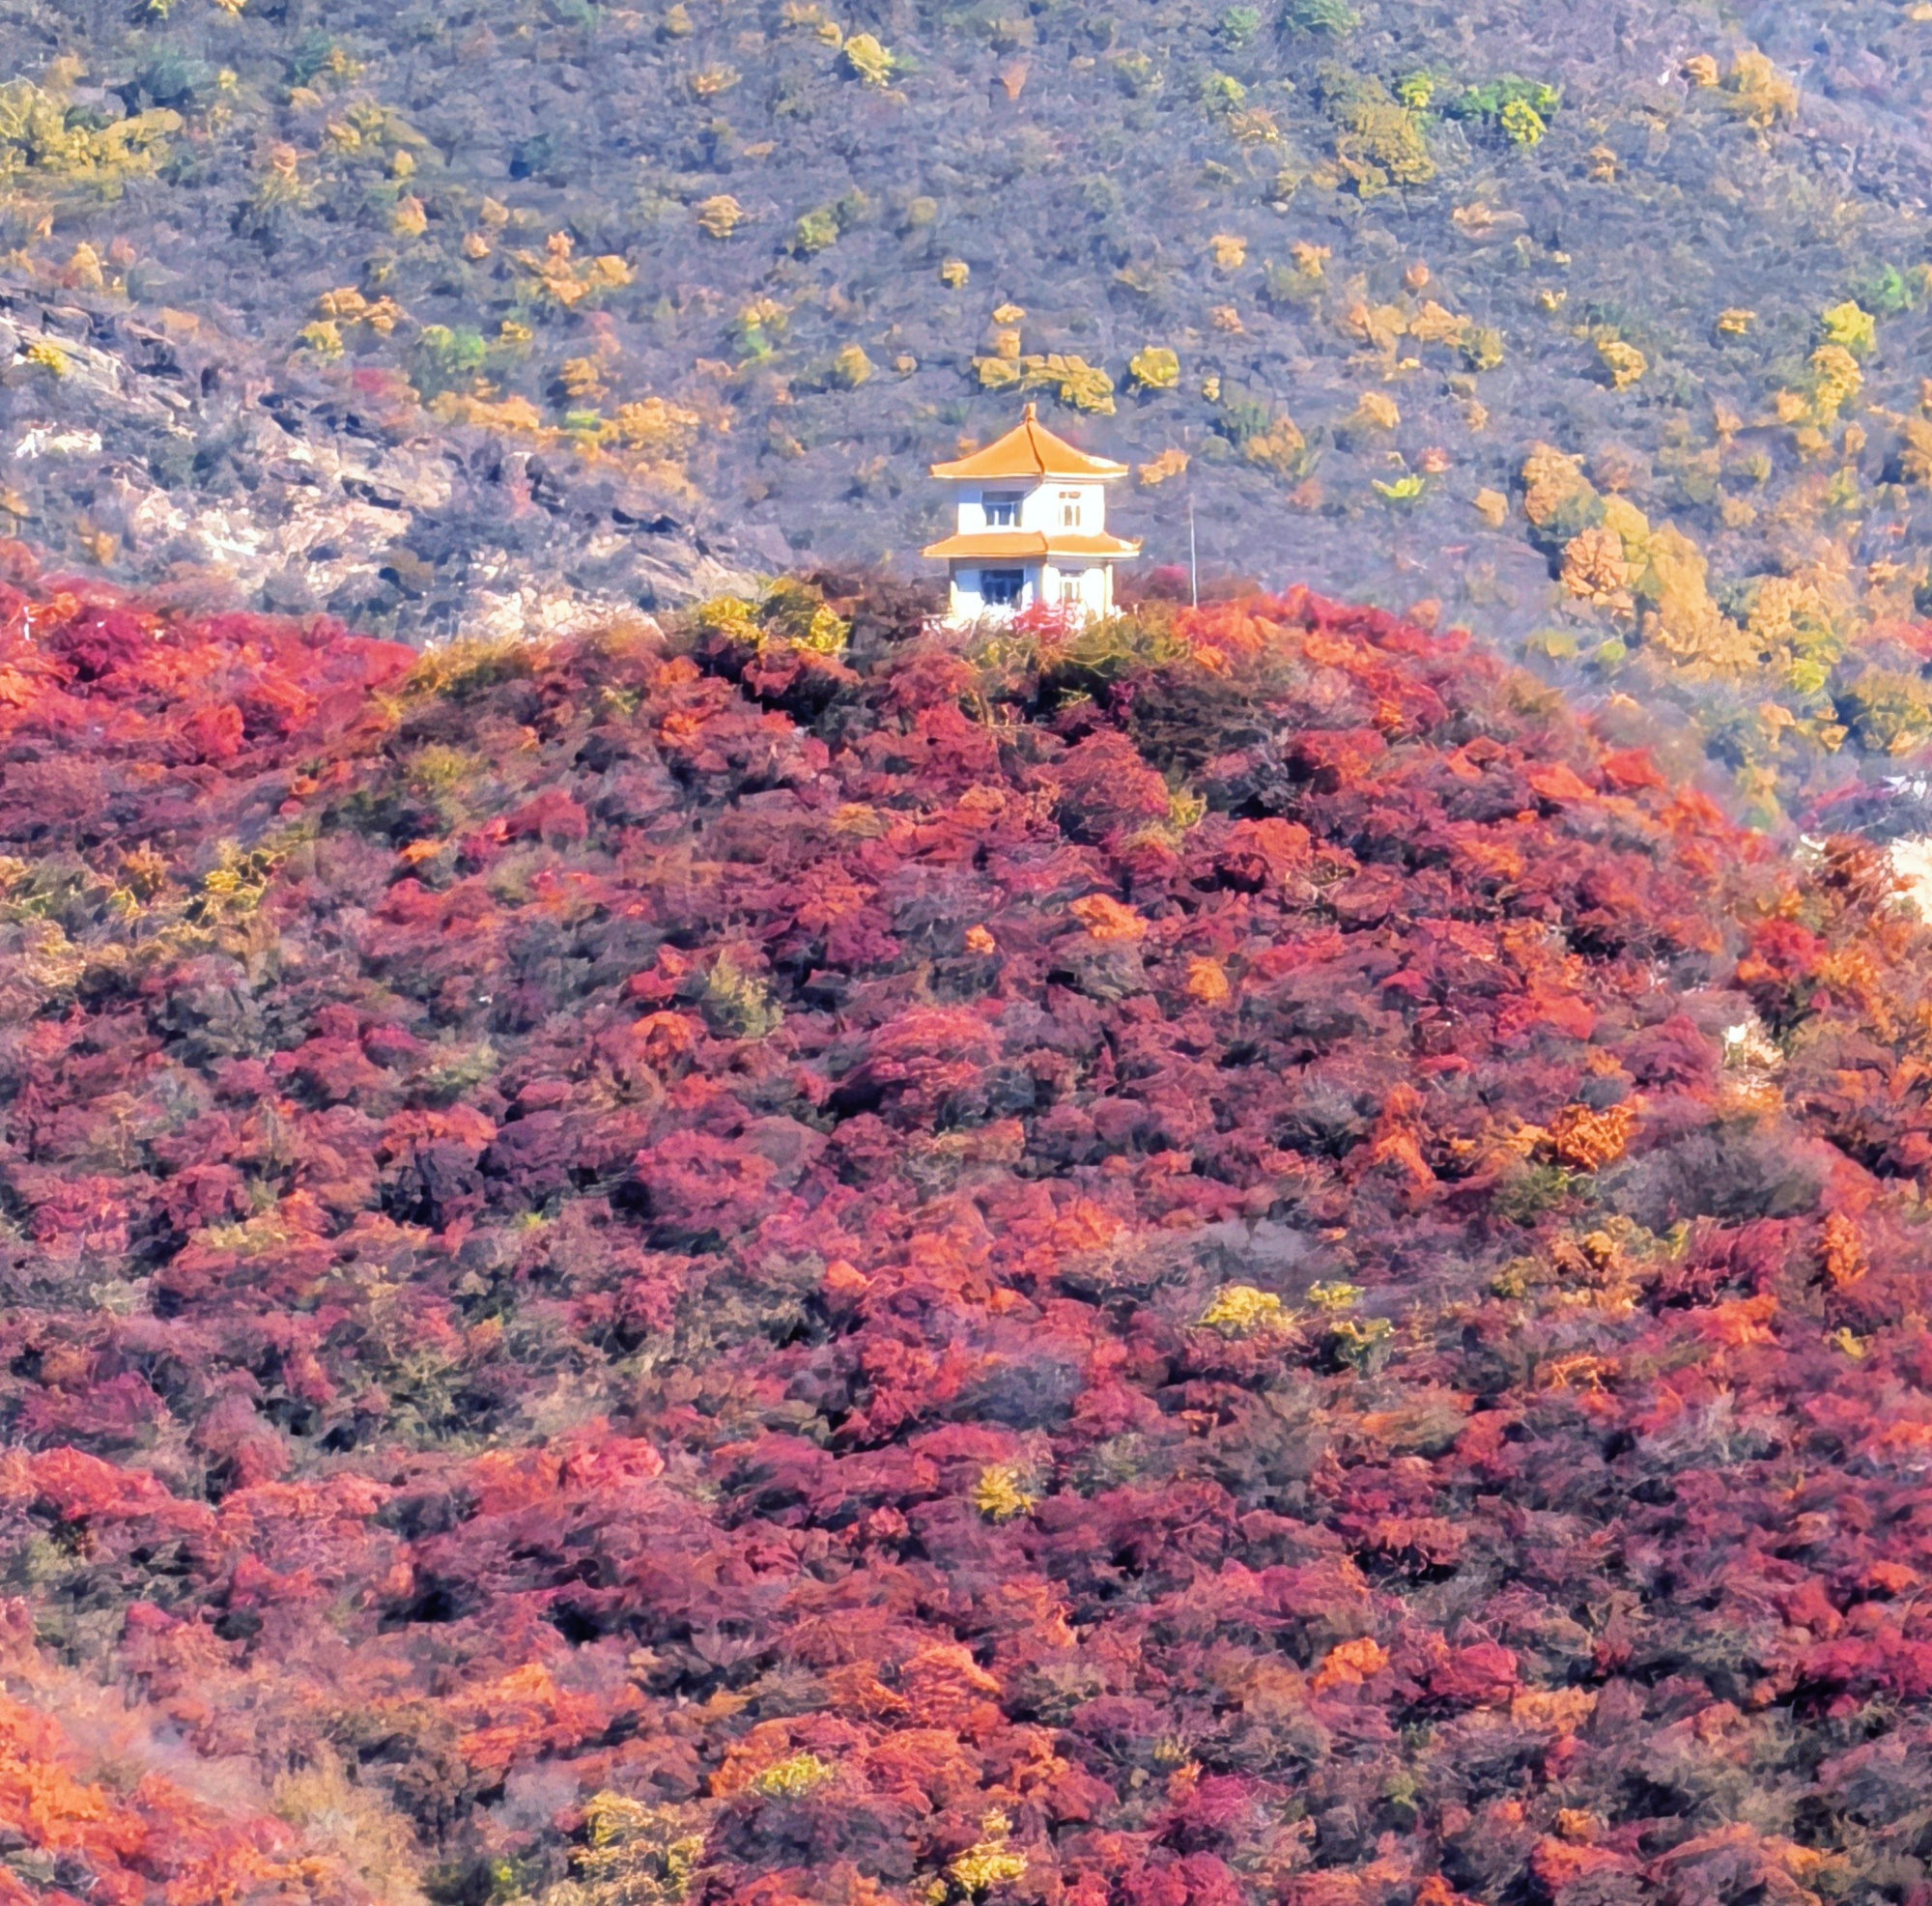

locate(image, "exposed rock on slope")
[[0, 288, 765, 640]]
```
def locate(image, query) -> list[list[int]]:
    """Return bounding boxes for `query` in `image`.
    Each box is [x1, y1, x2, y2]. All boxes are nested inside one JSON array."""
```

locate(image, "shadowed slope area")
[[0, 562, 1929, 1903]]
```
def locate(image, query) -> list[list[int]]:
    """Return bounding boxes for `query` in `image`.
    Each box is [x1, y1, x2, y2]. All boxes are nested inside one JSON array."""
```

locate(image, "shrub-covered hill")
[[6, 560, 1932, 1904]]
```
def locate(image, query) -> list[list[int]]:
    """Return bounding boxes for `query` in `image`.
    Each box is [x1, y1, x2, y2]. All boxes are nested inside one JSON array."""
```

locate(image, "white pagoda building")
[[923, 403, 1141, 622]]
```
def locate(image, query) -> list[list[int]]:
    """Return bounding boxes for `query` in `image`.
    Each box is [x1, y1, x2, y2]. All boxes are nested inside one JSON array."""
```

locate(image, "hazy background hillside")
[[5, 0, 1932, 817]]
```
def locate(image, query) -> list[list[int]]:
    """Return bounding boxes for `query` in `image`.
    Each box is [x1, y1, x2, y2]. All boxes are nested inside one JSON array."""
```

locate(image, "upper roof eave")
[[929, 402, 1128, 482]]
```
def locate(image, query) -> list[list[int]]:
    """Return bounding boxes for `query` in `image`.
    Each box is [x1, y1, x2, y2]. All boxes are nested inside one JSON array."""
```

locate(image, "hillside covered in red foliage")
[[0, 554, 1930, 1906]]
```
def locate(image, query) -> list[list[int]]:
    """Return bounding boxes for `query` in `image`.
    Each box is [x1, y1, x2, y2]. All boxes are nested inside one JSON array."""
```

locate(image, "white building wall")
[[1040, 562, 1113, 618], [952, 480, 1108, 534], [955, 487, 999, 532], [952, 563, 1115, 622], [949, 563, 1041, 620], [1018, 481, 1103, 535], [942, 473, 1117, 620]]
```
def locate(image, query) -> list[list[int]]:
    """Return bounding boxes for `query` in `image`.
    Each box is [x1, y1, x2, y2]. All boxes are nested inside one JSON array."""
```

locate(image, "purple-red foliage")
[[0, 555, 1924, 1904]]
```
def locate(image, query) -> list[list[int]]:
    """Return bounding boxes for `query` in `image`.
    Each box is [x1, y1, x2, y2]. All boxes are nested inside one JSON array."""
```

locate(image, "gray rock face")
[[0, 289, 758, 641]]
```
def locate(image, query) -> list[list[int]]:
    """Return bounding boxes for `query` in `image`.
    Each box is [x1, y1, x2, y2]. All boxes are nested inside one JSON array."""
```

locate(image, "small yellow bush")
[[1820, 300, 1877, 357], [1128, 346, 1179, 390], [0, 79, 181, 193], [1050, 356, 1115, 412], [696, 596, 761, 644], [830, 344, 873, 387], [1562, 526, 1633, 612], [1373, 472, 1425, 503], [843, 33, 894, 83], [974, 353, 1117, 412], [1407, 300, 1470, 347], [1351, 390, 1401, 431], [1810, 343, 1862, 419], [1306, 1280, 1362, 1311], [1499, 98, 1545, 145], [751, 1752, 838, 1799], [790, 206, 840, 254], [1597, 337, 1647, 389], [702, 950, 782, 1039], [1199, 1283, 1288, 1336], [1243, 416, 1305, 476], [615, 398, 700, 460], [973, 1464, 1036, 1521], [1725, 50, 1798, 127], [568, 1791, 705, 1906], [694, 194, 745, 238], [952, 1844, 1029, 1893]]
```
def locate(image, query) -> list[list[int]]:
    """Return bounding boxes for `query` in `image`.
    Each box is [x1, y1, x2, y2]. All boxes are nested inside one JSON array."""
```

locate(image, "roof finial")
[[1022, 401, 1037, 421]]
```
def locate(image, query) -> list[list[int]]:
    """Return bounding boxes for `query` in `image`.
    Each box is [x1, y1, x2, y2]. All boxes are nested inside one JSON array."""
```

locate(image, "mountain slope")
[[0, 565, 1929, 1903]]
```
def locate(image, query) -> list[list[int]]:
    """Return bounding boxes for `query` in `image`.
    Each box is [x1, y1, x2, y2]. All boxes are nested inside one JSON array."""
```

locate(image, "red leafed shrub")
[[1048, 730, 1175, 841], [1, 559, 1932, 1903]]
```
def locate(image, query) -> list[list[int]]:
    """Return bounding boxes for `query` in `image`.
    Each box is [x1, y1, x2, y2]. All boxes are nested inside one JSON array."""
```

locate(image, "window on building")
[[981, 569, 1025, 607], [983, 492, 1021, 527], [1059, 572, 1084, 605], [1059, 490, 1082, 528]]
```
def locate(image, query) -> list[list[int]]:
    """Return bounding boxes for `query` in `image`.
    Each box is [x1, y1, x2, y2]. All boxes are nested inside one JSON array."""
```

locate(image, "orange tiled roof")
[[922, 528, 1142, 561], [929, 403, 1128, 481]]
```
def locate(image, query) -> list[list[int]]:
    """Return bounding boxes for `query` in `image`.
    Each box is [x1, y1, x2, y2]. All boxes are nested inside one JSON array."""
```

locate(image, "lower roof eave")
[[923, 537, 1143, 562]]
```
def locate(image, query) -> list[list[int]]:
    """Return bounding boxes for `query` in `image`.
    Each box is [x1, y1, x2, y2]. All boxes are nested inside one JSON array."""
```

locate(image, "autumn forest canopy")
[[0, 560, 1930, 1906], [11, 0, 1932, 1898]]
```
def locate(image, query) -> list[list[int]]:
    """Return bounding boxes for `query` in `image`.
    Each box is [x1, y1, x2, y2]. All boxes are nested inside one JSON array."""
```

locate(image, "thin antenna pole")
[[1188, 499, 1198, 609]]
